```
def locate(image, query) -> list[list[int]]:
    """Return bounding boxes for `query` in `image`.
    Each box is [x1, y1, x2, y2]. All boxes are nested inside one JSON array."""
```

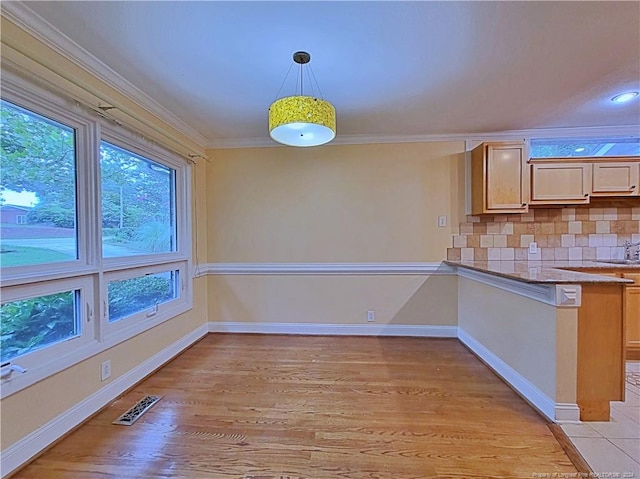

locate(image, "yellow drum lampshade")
[[269, 51, 336, 147], [269, 95, 336, 147]]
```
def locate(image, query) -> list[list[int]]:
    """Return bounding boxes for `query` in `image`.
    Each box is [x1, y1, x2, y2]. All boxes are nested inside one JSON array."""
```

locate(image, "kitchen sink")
[[596, 259, 640, 265]]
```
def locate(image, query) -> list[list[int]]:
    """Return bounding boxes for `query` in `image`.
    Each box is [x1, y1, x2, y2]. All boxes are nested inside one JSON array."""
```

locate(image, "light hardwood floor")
[[12, 335, 578, 478]]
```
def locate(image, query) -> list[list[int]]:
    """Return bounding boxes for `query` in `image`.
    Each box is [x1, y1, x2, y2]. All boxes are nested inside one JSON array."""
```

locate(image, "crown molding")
[[206, 132, 471, 149], [206, 124, 640, 150], [1, 2, 209, 149], [3, 3, 637, 153]]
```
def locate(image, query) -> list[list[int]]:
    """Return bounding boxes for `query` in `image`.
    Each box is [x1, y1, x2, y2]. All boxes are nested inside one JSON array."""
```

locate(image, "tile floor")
[[562, 361, 640, 478]]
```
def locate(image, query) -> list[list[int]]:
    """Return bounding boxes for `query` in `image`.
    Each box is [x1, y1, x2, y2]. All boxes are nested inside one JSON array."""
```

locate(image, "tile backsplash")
[[447, 207, 640, 262]]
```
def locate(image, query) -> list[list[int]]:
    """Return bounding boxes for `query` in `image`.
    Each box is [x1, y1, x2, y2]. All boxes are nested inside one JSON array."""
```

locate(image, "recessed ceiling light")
[[574, 147, 586, 152], [611, 91, 639, 104]]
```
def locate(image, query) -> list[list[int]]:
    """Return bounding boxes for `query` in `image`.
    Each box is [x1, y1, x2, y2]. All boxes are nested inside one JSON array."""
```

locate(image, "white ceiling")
[[14, 1, 640, 147]]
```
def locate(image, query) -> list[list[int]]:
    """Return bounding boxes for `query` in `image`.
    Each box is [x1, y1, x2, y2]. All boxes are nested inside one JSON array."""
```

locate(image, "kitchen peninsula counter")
[[447, 260, 630, 422], [444, 260, 638, 284]]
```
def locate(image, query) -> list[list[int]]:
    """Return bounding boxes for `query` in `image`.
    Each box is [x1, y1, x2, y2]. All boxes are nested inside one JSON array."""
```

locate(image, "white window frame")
[[0, 78, 100, 288], [530, 136, 640, 158], [0, 70, 193, 399], [15, 215, 26, 225], [102, 261, 189, 345], [99, 127, 190, 270], [0, 275, 97, 398]]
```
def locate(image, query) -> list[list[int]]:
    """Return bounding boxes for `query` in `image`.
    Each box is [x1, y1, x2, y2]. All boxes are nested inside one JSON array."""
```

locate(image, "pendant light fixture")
[[269, 51, 336, 147]]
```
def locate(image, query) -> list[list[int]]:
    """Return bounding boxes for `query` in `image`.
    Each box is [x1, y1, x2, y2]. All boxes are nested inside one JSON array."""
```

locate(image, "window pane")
[[530, 137, 640, 158], [108, 270, 179, 322], [0, 100, 78, 267], [0, 290, 79, 362], [100, 142, 176, 257]]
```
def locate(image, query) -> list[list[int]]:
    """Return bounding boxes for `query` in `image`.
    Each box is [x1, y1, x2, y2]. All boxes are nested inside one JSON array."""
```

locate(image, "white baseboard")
[[458, 328, 579, 423], [554, 403, 581, 424], [208, 321, 458, 337], [0, 323, 209, 479]]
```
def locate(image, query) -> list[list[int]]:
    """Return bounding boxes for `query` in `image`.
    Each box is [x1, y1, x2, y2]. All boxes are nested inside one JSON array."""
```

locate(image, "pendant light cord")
[[308, 65, 324, 100], [273, 62, 295, 102], [272, 52, 325, 100]]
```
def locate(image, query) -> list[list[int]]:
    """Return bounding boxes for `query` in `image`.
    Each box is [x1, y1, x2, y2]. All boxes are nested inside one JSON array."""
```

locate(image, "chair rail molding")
[[195, 262, 455, 276]]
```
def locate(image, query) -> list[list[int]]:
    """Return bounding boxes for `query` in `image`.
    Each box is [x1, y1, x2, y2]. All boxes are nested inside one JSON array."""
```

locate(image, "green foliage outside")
[[99, 142, 175, 255], [0, 275, 176, 361], [0, 101, 179, 358], [0, 291, 77, 362], [530, 143, 594, 158], [0, 101, 75, 226], [108, 275, 176, 322], [102, 227, 136, 243], [133, 220, 173, 253], [1, 100, 175, 256], [27, 205, 76, 229]]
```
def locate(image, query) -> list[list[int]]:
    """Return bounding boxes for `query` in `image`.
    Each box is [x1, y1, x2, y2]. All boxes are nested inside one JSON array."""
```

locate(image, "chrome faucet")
[[623, 240, 640, 260]]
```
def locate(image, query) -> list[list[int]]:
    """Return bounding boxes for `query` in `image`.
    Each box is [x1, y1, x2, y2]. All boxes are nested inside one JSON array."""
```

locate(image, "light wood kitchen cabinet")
[[471, 141, 528, 214], [472, 153, 640, 211], [576, 269, 640, 360], [577, 283, 625, 420], [622, 273, 640, 360], [592, 161, 639, 196], [529, 160, 591, 205]]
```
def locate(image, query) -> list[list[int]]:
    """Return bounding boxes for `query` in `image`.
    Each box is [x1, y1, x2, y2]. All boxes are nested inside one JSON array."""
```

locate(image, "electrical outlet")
[[529, 242, 538, 254], [438, 216, 447, 227], [101, 360, 111, 382], [367, 310, 375, 322]]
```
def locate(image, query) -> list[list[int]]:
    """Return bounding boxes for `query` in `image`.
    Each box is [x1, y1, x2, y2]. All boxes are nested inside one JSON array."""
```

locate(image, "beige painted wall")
[[206, 142, 466, 263], [458, 277, 578, 403], [205, 142, 465, 327], [208, 274, 457, 326]]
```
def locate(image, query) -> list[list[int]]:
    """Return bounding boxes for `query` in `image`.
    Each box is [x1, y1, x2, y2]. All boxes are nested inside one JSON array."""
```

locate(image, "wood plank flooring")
[[12, 335, 578, 478]]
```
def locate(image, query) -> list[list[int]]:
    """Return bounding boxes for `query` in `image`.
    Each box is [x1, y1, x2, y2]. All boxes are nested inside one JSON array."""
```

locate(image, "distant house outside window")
[[0, 205, 32, 225]]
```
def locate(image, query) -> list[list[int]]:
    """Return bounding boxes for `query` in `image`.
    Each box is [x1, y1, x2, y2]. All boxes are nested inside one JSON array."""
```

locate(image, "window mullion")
[[1, 71, 193, 399]]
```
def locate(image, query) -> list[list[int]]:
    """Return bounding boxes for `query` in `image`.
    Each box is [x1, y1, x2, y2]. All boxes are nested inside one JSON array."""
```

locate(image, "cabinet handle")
[[630, 185, 636, 190], [584, 193, 589, 197], [522, 203, 527, 206]]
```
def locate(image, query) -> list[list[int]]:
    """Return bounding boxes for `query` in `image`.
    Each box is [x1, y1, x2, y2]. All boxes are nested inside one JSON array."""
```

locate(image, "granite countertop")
[[444, 260, 639, 284]]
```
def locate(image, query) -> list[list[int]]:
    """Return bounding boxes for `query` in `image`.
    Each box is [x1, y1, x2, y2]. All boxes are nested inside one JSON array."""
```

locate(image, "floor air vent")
[[112, 395, 162, 426]]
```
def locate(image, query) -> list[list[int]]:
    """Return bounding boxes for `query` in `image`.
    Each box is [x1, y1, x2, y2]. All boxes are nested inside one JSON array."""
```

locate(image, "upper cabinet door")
[[486, 144, 527, 210], [530, 162, 591, 204], [471, 142, 528, 214], [592, 162, 639, 196]]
